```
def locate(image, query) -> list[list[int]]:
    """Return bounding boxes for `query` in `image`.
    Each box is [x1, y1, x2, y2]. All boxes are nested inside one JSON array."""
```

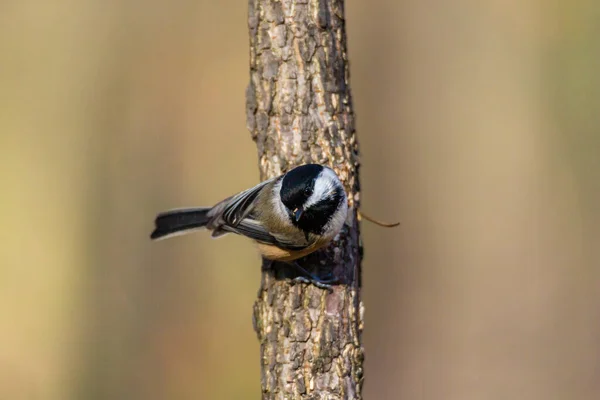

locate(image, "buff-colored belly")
[[256, 239, 331, 262]]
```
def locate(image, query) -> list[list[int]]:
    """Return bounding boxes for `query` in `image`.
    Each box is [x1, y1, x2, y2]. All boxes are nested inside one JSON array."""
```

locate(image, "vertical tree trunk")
[[247, 0, 364, 398]]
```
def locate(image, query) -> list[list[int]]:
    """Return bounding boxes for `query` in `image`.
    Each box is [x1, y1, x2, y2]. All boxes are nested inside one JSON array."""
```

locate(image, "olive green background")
[[1, 1, 599, 399]]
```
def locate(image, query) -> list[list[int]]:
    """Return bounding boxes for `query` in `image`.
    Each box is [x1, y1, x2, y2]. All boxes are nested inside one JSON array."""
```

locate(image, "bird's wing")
[[209, 176, 311, 250], [220, 218, 309, 250], [220, 177, 278, 226]]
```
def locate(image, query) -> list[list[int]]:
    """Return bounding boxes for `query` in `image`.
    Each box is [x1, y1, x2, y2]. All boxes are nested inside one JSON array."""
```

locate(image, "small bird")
[[150, 164, 348, 286]]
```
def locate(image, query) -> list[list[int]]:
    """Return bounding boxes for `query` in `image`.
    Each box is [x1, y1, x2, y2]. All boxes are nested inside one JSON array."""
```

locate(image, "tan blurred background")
[[1, 0, 599, 399]]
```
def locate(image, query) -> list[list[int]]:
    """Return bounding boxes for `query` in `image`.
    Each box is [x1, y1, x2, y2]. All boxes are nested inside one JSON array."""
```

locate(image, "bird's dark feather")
[[221, 178, 275, 226]]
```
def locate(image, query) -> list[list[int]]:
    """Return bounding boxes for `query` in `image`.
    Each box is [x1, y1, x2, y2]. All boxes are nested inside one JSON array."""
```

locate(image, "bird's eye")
[[304, 187, 311, 195]]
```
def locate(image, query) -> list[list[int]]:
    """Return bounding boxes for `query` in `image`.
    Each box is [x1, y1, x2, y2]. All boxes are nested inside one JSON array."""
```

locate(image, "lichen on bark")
[[247, 0, 364, 398]]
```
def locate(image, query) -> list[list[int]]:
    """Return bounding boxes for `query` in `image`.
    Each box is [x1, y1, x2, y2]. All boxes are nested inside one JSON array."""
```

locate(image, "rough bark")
[[246, 0, 364, 399]]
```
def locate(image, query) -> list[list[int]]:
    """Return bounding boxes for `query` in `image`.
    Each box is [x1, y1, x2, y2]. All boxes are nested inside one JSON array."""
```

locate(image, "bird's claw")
[[291, 276, 335, 291], [290, 262, 337, 291]]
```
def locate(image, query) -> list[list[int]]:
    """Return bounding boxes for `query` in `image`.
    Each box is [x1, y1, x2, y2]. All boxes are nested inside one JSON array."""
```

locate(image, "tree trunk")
[[246, 0, 364, 399]]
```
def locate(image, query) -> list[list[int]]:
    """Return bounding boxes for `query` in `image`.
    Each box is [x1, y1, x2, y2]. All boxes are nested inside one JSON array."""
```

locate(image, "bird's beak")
[[293, 208, 304, 222]]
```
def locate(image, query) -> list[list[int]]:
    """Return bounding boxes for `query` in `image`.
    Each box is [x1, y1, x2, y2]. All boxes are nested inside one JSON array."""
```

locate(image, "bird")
[[150, 164, 348, 287]]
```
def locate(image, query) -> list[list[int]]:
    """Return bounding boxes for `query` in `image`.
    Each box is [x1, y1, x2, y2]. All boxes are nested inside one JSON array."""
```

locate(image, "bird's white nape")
[[270, 178, 290, 220]]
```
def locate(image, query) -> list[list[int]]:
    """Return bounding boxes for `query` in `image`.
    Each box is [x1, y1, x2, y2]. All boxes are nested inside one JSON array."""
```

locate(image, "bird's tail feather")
[[150, 207, 211, 240]]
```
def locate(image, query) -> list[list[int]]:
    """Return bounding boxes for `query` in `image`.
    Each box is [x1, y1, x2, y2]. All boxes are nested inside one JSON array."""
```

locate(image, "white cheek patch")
[[305, 168, 338, 208], [323, 196, 348, 239]]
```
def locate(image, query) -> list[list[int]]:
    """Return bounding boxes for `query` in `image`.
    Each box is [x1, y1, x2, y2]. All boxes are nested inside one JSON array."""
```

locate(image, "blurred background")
[[1, 0, 599, 399]]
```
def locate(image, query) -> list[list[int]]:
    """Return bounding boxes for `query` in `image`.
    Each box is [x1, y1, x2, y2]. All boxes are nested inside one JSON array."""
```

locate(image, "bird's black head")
[[280, 164, 346, 235], [280, 164, 323, 210]]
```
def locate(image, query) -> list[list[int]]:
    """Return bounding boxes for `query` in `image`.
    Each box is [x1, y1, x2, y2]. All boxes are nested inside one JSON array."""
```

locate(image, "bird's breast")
[[256, 236, 332, 262]]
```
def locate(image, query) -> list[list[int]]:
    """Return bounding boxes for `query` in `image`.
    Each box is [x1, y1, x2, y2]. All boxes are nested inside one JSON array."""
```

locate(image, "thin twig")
[[358, 210, 400, 228]]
